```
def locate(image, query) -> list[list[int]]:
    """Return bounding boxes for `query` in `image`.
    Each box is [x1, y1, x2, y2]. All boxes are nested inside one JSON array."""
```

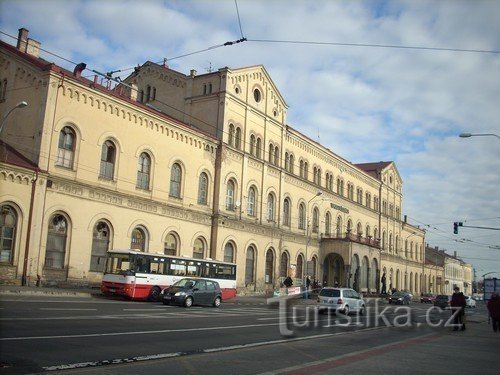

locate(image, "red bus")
[[101, 249, 237, 301]]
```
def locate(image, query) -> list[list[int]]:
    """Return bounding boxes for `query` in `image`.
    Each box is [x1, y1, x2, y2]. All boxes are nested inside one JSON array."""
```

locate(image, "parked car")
[[420, 293, 436, 304], [317, 287, 365, 315], [434, 294, 450, 309], [161, 278, 222, 308], [465, 295, 477, 308], [388, 291, 412, 305]]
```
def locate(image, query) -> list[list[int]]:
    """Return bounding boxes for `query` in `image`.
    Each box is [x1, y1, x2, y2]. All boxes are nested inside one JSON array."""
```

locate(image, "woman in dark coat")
[[450, 287, 466, 331], [487, 292, 500, 333]]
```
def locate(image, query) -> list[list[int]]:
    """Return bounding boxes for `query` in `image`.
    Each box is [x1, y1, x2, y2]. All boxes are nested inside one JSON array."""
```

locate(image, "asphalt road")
[[0, 294, 497, 374]]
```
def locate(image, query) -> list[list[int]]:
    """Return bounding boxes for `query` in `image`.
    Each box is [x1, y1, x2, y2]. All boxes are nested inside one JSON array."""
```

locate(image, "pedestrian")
[[306, 276, 311, 290], [450, 286, 467, 331], [487, 292, 500, 333]]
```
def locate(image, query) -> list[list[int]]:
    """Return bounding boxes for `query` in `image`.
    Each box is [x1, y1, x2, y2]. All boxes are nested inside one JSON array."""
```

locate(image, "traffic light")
[[453, 222, 463, 234]]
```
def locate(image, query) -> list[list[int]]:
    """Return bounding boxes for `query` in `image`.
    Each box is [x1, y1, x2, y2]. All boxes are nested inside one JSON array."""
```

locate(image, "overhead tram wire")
[[246, 38, 500, 54], [234, 0, 245, 40]]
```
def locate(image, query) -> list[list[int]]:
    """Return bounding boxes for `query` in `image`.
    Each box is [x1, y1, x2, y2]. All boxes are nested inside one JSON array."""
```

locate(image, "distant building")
[[1, 27, 428, 294]]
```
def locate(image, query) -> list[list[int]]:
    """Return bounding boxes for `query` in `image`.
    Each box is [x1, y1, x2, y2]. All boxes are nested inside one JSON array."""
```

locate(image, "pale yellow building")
[[1, 28, 432, 296]]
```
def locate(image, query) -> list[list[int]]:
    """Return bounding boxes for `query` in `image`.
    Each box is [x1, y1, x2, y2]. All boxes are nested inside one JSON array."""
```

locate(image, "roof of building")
[[0, 140, 40, 171]]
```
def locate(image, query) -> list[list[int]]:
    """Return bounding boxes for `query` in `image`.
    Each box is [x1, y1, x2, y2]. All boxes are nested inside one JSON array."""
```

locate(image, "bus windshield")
[[104, 252, 135, 275]]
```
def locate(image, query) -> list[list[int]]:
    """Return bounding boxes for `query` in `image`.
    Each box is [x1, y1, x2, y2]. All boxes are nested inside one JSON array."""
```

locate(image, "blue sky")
[[1, 0, 499, 280]]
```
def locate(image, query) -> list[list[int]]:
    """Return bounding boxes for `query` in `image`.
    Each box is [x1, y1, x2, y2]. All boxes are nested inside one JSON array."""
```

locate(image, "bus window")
[[150, 257, 163, 274], [134, 256, 150, 273], [217, 264, 236, 280], [105, 254, 131, 275], [202, 263, 217, 278], [186, 261, 199, 276], [168, 259, 186, 276]]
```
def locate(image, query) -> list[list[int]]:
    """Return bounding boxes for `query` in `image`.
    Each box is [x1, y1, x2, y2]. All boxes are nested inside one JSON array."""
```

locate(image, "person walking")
[[487, 292, 500, 333], [450, 286, 467, 331]]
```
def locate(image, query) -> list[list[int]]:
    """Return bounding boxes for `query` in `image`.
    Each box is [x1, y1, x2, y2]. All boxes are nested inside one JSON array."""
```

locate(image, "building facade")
[[2, 28, 432, 295]]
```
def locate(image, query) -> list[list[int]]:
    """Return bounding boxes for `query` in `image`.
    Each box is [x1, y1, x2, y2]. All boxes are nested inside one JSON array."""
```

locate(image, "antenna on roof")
[[163, 58, 168, 68], [205, 62, 213, 73]]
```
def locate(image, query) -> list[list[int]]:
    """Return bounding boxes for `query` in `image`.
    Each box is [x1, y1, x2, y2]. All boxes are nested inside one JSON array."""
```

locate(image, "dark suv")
[[161, 278, 222, 308], [434, 294, 450, 309]]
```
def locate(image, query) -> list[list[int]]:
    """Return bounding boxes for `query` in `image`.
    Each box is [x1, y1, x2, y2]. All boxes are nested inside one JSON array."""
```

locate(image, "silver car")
[[317, 287, 366, 315]]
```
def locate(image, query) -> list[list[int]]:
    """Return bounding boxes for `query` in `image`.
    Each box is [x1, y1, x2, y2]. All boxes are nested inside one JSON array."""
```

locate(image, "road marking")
[[42, 326, 385, 371], [40, 308, 97, 311]]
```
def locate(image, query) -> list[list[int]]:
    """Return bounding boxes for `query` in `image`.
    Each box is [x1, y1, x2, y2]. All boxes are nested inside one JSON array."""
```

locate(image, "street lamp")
[[0, 101, 28, 136], [304, 191, 322, 299], [459, 133, 500, 140]]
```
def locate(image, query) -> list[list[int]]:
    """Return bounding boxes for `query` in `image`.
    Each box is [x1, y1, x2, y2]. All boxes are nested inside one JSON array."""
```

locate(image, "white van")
[[317, 287, 365, 315]]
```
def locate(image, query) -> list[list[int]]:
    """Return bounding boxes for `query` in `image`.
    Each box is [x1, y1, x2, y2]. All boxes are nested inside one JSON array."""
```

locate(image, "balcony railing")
[[321, 230, 381, 248]]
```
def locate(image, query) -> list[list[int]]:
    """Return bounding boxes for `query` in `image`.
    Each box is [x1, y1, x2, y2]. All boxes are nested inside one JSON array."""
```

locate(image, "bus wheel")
[[184, 296, 193, 308], [148, 287, 161, 302]]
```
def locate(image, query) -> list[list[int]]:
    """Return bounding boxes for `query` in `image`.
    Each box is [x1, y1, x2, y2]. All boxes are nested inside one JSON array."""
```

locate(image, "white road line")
[[40, 308, 97, 311], [1, 322, 282, 341], [42, 326, 386, 371]]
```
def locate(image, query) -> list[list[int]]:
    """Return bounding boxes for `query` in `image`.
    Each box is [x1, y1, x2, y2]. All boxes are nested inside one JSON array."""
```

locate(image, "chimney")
[[17, 28, 29, 52], [190, 69, 197, 77], [26, 38, 41, 58], [16, 28, 41, 58]]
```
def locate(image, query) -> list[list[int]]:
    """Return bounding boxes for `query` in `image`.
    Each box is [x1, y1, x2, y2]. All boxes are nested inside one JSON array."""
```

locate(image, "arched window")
[[267, 193, 275, 221], [256, 137, 262, 158], [90, 221, 110, 272], [224, 242, 235, 263], [347, 219, 352, 233], [0, 205, 17, 263], [0, 79, 7, 101], [193, 237, 205, 259], [268, 144, 274, 163], [300, 160, 305, 178], [325, 212, 331, 236], [131, 226, 147, 251], [250, 134, 256, 156], [137, 152, 151, 190], [311, 256, 318, 279], [285, 152, 290, 171], [283, 198, 291, 226], [228, 124, 235, 146], [297, 254, 304, 280], [164, 233, 178, 255], [357, 222, 363, 235], [265, 249, 274, 284], [99, 140, 115, 180], [247, 186, 256, 216], [298, 203, 306, 230], [56, 126, 75, 168], [289, 154, 295, 174], [312, 207, 319, 233], [198, 172, 208, 205], [235, 127, 241, 149], [304, 162, 309, 180], [169, 163, 182, 198], [280, 252, 289, 278], [245, 246, 255, 284], [226, 180, 235, 211], [274, 146, 279, 166], [336, 216, 342, 237], [45, 214, 68, 268]]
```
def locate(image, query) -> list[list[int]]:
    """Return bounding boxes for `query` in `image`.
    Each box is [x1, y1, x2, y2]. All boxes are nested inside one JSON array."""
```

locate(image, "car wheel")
[[359, 305, 365, 316], [162, 300, 170, 305], [147, 287, 161, 302], [184, 296, 193, 308], [344, 305, 350, 315], [213, 296, 221, 308]]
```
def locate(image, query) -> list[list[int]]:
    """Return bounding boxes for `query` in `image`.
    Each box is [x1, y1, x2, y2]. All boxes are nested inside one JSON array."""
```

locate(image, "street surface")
[[0, 292, 498, 374]]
